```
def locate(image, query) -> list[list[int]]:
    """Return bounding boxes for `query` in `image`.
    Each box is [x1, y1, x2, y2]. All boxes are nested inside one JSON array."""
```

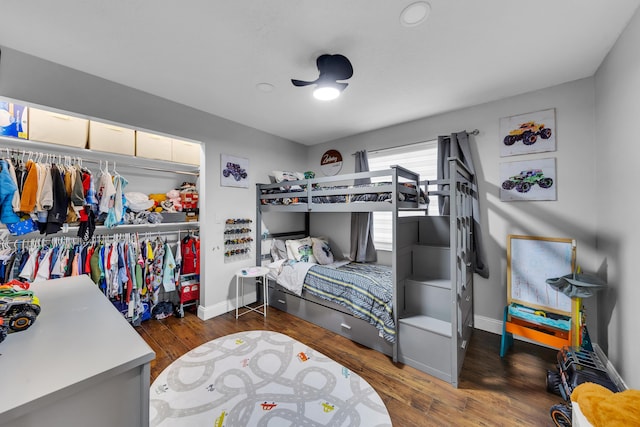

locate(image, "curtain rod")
[[355, 129, 480, 156]]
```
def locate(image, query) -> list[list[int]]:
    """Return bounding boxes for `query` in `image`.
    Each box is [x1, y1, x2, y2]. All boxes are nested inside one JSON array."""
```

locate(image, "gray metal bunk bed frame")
[[255, 159, 475, 387]]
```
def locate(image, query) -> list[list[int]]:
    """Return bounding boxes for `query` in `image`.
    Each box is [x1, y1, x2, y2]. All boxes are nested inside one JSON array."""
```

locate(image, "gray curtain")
[[350, 150, 377, 263], [437, 131, 489, 279]]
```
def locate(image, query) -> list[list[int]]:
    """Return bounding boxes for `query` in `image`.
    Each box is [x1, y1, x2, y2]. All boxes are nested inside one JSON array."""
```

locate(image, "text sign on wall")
[[320, 149, 343, 176]]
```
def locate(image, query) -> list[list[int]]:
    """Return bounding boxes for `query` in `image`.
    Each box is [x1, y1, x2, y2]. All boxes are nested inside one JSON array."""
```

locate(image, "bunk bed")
[[255, 159, 475, 387]]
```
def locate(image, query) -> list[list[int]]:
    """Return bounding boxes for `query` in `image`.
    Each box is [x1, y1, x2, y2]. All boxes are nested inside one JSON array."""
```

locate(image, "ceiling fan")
[[291, 54, 354, 100]]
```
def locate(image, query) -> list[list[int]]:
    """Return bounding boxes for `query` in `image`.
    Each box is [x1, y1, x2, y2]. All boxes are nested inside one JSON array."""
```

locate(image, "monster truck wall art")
[[503, 121, 552, 146], [502, 169, 553, 193], [499, 108, 556, 157]]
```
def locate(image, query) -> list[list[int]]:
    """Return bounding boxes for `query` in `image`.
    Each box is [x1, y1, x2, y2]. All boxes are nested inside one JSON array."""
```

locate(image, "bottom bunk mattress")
[[304, 263, 395, 343], [269, 261, 396, 343]]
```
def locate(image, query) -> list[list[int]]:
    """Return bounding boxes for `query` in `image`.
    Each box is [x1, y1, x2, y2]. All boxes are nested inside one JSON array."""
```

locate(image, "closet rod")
[[81, 158, 200, 176], [1, 145, 199, 177], [6, 229, 198, 244], [358, 129, 480, 156]]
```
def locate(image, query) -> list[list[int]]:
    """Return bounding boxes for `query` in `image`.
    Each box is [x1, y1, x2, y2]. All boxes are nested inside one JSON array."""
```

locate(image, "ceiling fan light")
[[313, 85, 341, 101]]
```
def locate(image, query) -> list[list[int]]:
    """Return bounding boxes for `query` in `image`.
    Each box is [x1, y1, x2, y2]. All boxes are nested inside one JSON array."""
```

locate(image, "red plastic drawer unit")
[[176, 273, 199, 317], [181, 283, 199, 303]]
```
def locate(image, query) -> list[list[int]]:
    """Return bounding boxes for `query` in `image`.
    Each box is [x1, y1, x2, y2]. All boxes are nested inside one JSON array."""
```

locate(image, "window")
[[368, 141, 438, 251]]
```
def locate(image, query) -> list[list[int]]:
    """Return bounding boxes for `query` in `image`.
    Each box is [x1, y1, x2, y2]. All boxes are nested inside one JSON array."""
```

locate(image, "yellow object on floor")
[[571, 382, 640, 426]]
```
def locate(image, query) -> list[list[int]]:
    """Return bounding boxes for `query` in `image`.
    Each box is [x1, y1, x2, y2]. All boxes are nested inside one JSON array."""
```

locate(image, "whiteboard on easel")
[[507, 235, 575, 316]]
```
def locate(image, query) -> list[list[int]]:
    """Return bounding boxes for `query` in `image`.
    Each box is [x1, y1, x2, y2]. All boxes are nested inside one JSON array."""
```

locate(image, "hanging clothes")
[[181, 235, 199, 275], [97, 168, 115, 215], [18, 159, 39, 213], [105, 173, 128, 228], [162, 242, 177, 293], [6, 157, 21, 213], [0, 159, 21, 225], [45, 164, 69, 235]]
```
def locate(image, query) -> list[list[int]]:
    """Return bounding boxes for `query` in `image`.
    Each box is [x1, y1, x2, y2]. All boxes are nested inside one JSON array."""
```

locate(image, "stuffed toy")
[[571, 382, 640, 426], [165, 189, 183, 212], [148, 193, 167, 212]]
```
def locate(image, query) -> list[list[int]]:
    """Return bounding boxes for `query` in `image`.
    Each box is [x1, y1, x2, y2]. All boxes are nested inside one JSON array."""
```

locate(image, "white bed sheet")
[[266, 259, 350, 296]]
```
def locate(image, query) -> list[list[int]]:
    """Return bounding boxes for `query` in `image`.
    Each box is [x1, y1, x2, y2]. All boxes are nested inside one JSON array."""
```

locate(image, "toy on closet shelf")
[[179, 182, 199, 222]]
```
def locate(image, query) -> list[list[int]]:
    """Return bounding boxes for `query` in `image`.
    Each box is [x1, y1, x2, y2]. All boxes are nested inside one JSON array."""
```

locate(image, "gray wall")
[[0, 46, 308, 319], [308, 77, 600, 341], [594, 7, 640, 388]]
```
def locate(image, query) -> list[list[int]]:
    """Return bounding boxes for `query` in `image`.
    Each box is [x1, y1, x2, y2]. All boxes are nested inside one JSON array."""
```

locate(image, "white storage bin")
[[29, 108, 88, 148], [88, 121, 135, 155], [136, 131, 172, 161], [172, 138, 200, 165]]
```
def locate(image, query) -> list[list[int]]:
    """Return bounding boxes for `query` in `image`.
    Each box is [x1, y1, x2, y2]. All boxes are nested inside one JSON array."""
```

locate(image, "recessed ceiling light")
[[256, 82, 274, 92], [400, 1, 431, 27]]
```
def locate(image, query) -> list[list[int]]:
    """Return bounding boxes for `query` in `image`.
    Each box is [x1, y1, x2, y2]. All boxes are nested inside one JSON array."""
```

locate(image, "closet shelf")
[[1, 135, 200, 176]]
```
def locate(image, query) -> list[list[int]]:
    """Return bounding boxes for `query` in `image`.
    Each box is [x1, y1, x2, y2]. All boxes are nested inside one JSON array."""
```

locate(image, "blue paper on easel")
[[508, 303, 571, 331]]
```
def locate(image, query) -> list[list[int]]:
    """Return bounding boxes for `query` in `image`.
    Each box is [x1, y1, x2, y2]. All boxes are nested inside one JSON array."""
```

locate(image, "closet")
[[1, 121, 201, 323]]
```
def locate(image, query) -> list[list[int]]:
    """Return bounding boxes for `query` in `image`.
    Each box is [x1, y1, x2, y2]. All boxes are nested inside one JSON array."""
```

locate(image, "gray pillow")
[[270, 239, 288, 261], [312, 238, 334, 265]]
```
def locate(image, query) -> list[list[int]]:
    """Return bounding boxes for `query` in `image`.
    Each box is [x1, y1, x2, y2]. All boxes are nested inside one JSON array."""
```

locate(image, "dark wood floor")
[[136, 307, 564, 426]]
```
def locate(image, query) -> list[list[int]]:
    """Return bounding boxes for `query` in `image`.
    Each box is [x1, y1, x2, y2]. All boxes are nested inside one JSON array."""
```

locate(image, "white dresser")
[[0, 275, 155, 427]]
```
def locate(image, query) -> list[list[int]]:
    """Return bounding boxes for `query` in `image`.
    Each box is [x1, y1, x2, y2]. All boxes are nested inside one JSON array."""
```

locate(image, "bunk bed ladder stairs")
[[397, 213, 473, 388]]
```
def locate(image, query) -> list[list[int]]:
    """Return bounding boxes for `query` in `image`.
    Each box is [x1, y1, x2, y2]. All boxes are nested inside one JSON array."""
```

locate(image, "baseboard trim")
[[197, 291, 258, 320], [474, 314, 503, 335], [474, 313, 556, 349]]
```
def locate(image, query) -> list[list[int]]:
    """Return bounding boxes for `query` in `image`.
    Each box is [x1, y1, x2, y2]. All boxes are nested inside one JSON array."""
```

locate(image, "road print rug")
[[150, 330, 392, 426]]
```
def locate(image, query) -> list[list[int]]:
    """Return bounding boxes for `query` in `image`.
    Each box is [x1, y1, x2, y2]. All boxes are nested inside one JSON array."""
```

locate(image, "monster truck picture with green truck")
[[502, 169, 553, 193]]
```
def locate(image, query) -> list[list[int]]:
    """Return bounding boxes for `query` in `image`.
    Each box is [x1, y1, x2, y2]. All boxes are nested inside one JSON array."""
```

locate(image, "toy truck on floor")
[[0, 287, 41, 335], [502, 169, 553, 193], [504, 121, 552, 146]]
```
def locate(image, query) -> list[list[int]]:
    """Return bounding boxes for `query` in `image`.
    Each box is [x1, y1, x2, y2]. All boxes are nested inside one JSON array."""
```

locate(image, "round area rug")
[[150, 330, 392, 426]]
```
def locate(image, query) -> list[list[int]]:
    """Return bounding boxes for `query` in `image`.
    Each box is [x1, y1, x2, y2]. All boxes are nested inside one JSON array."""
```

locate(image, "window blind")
[[368, 141, 438, 251]]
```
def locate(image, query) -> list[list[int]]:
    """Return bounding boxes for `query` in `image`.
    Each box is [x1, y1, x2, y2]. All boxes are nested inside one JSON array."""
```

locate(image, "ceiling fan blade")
[[291, 78, 317, 87], [317, 54, 353, 81]]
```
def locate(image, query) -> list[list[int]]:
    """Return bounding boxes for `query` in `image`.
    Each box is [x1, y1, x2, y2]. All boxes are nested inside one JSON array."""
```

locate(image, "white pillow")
[[272, 170, 305, 183], [272, 170, 305, 191], [285, 237, 316, 263], [312, 237, 334, 265]]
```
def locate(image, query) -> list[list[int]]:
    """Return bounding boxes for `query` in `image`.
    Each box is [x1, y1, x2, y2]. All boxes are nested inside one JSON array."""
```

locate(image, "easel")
[[500, 235, 580, 357]]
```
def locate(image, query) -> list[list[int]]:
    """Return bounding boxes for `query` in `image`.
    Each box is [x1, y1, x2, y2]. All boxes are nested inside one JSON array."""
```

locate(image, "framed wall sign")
[[320, 149, 343, 176]]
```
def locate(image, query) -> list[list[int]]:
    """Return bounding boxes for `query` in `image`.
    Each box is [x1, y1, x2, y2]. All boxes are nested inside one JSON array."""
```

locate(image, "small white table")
[[235, 266, 269, 318]]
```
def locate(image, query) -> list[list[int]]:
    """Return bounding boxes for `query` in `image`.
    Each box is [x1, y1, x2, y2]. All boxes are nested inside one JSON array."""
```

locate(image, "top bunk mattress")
[[258, 166, 427, 212]]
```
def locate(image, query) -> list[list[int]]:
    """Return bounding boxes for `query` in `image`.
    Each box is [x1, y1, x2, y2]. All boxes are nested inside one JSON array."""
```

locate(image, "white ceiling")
[[0, 1, 638, 145]]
